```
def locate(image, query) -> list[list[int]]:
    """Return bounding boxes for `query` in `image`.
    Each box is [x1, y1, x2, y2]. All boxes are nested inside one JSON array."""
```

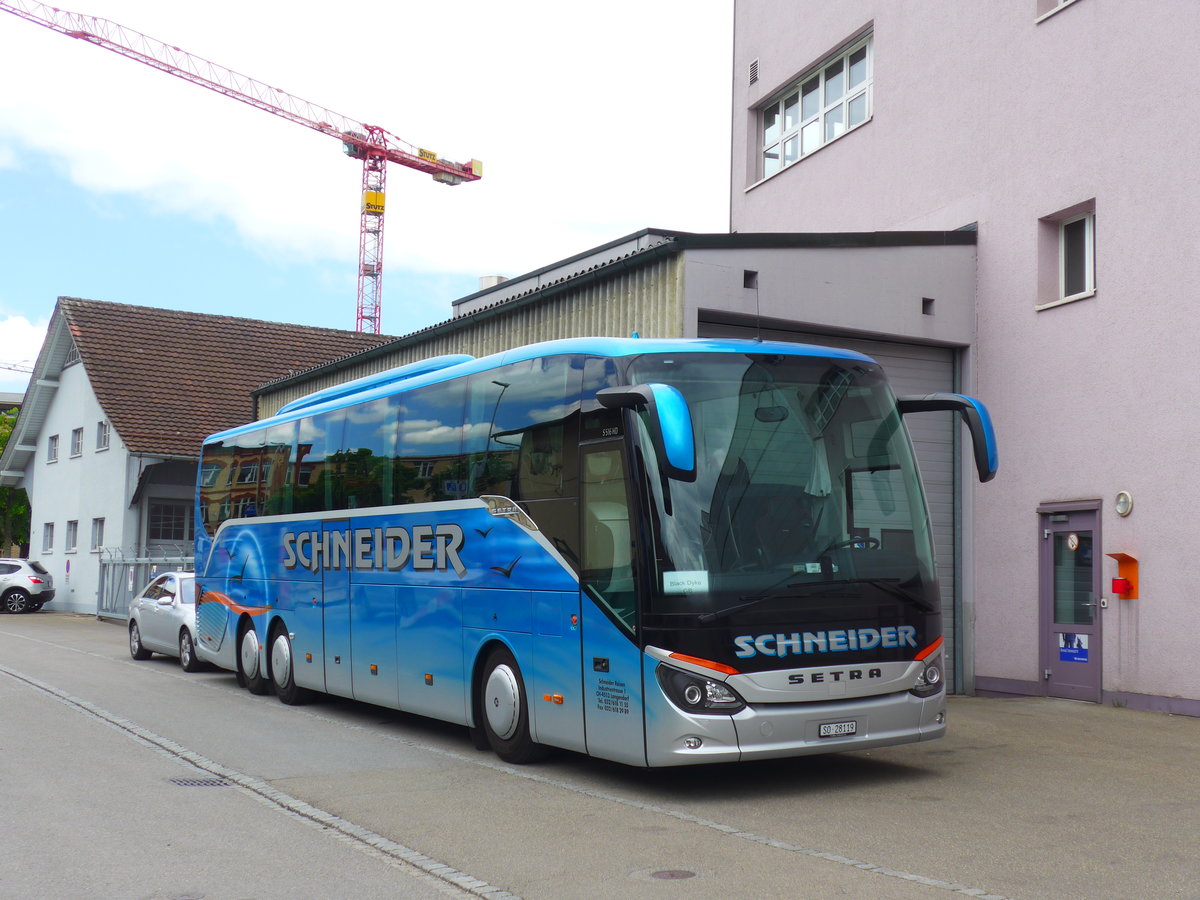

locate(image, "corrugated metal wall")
[[258, 255, 685, 417]]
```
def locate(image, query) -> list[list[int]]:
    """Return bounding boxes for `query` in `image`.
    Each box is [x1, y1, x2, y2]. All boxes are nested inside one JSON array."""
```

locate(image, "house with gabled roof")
[[0, 297, 390, 614]]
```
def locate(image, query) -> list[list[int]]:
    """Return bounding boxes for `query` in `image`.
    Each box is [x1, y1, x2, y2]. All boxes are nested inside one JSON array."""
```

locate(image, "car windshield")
[[626, 351, 938, 618]]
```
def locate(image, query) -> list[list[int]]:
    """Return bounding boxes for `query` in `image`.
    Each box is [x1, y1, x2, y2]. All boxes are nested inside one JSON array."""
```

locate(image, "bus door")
[[322, 520, 354, 697], [580, 442, 647, 766]]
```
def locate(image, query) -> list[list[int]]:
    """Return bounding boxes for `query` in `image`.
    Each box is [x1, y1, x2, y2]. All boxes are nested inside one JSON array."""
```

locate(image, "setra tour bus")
[[193, 337, 997, 767]]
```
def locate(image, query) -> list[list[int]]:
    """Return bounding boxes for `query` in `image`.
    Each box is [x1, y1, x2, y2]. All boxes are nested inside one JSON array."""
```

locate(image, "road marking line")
[[1, 629, 1012, 899], [0, 662, 518, 900]]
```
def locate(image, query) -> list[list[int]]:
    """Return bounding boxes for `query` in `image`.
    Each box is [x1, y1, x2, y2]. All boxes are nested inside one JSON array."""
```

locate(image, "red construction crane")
[[0, 0, 482, 334]]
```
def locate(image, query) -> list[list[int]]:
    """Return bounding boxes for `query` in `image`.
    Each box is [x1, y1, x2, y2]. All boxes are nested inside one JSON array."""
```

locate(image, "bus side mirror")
[[597, 383, 697, 481], [898, 392, 999, 483]]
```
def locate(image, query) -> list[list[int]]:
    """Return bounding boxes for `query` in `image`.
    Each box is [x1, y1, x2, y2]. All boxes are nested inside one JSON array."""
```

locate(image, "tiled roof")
[[60, 298, 390, 458]]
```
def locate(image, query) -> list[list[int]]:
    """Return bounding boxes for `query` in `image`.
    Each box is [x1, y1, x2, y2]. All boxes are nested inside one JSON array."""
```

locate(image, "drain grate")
[[167, 777, 229, 788]]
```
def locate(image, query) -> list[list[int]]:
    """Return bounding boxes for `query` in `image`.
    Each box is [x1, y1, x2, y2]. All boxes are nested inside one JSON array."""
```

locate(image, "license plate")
[[819, 720, 857, 738]]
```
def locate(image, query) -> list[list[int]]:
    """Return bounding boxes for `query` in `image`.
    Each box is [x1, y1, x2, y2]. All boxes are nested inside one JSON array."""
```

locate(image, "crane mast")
[[0, 0, 482, 333]]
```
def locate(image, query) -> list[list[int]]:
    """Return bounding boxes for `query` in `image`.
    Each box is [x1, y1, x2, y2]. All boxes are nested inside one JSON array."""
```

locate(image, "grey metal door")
[[1040, 506, 1102, 702]]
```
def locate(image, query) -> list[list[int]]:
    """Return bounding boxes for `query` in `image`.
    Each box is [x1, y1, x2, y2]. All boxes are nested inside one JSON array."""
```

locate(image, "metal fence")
[[97, 548, 194, 620]]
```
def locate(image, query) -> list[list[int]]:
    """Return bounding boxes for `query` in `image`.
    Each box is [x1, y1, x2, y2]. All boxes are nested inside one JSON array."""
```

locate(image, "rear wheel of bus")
[[269, 622, 309, 705], [238, 620, 271, 695], [479, 645, 548, 764]]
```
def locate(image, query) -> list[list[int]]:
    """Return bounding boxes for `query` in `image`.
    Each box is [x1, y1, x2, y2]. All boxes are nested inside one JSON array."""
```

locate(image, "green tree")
[[0, 408, 31, 554]]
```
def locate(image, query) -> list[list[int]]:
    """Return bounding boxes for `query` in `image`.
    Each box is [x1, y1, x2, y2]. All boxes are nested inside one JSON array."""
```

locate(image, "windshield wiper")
[[697, 577, 931, 625]]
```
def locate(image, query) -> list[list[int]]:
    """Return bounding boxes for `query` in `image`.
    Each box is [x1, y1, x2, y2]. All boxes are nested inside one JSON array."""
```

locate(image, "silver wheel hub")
[[271, 634, 292, 688], [130, 624, 140, 650], [484, 664, 520, 740], [240, 628, 261, 679]]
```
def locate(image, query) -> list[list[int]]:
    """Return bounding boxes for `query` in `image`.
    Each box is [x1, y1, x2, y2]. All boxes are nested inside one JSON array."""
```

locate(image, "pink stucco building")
[[731, 0, 1200, 712]]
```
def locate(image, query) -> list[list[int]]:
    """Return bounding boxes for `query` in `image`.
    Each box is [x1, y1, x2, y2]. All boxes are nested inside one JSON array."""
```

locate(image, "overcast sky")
[[0, 0, 733, 393]]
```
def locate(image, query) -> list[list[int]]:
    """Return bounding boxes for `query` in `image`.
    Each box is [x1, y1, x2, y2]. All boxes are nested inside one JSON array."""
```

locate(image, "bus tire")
[[238, 622, 271, 695], [269, 624, 309, 706], [479, 646, 548, 764]]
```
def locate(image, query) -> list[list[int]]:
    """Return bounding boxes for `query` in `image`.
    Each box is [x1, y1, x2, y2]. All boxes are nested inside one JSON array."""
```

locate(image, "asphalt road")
[[2, 612, 1197, 900]]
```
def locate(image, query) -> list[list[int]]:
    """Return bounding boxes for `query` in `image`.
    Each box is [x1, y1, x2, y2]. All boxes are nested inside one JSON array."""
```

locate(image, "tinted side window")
[[294, 410, 346, 514], [199, 441, 235, 535], [0, 563, 19, 575], [262, 421, 296, 516], [341, 397, 399, 509], [230, 430, 267, 519], [397, 379, 467, 504], [466, 355, 582, 501]]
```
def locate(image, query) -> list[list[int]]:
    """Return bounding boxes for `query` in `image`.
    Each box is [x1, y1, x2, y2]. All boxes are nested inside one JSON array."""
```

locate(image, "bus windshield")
[[626, 352, 938, 618]]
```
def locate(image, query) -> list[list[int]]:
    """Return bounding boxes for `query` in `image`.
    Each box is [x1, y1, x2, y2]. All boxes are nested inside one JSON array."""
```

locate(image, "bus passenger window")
[[582, 448, 636, 632]]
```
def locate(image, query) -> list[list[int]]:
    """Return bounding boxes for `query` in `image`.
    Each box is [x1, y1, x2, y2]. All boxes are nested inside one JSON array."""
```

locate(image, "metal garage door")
[[697, 320, 962, 690]]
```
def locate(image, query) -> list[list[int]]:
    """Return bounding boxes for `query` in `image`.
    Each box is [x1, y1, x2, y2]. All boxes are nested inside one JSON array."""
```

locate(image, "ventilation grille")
[[749, 58, 759, 85]]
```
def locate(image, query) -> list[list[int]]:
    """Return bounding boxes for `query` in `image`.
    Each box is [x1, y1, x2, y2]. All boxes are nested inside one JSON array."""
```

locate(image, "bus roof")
[[205, 336, 877, 445]]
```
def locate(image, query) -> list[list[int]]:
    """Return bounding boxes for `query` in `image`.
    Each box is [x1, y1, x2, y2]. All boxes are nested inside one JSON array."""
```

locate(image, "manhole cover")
[[166, 777, 229, 787]]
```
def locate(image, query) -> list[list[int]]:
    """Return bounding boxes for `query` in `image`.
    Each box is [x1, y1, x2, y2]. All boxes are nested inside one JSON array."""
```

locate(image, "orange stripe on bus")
[[915, 636, 944, 661], [668, 652, 740, 676], [199, 590, 270, 616]]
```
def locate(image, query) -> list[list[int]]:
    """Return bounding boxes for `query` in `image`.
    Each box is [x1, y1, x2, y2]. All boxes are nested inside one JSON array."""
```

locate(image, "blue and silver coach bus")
[[193, 337, 996, 767]]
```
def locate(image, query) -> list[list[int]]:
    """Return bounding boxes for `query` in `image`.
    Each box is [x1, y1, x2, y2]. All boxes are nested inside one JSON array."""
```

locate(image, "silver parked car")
[[0, 558, 55, 613], [128, 572, 202, 672]]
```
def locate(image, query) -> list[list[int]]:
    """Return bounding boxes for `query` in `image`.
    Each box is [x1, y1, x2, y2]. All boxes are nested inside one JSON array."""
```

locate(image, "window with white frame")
[[47, 434, 59, 463], [1060, 212, 1095, 301], [1037, 201, 1096, 309], [43, 522, 54, 553], [96, 421, 110, 451], [65, 520, 78, 553], [70, 427, 83, 457], [760, 34, 872, 179], [91, 517, 105, 551], [1036, 0, 1083, 21]]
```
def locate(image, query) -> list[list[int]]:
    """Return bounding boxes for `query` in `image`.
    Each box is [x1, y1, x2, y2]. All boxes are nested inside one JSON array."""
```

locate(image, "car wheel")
[[129, 621, 152, 660], [5, 589, 31, 614], [270, 626, 309, 705], [479, 645, 548, 764], [179, 629, 202, 673], [238, 623, 271, 695]]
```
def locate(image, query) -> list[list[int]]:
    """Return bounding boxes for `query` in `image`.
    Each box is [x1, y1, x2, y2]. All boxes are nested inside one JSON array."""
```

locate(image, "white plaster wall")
[[26, 362, 136, 613], [731, 0, 1200, 700]]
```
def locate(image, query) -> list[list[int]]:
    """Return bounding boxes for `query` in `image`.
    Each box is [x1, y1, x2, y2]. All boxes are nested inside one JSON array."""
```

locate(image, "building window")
[[148, 501, 194, 543], [91, 517, 105, 552], [760, 34, 872, 179], [65, 520, 79, 553], [47, 434, 59, 463], [1060, 212, 1095, 301], [1036, 0, 1083, 22], [96, 421, 110, 451], [70, 427, 84, 457], [1037, 201, 1096, 310], [43, 522, 54, 553]]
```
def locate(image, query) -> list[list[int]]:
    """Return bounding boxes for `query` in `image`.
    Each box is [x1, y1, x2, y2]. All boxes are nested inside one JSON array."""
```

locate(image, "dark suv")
[[0, 559, 55, 613]]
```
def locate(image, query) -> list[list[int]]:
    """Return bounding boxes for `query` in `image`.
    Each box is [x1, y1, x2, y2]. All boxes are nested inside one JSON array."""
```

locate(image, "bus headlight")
[[657, 665, 746, 715], [910, 655, 945, 697]]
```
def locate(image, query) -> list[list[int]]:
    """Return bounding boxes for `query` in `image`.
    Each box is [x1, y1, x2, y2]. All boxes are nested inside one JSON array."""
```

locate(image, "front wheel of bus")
[[238, 623, 271, 695], [270, 626, 308, 706], [479, 646, 548, 764]]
